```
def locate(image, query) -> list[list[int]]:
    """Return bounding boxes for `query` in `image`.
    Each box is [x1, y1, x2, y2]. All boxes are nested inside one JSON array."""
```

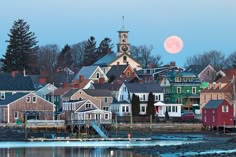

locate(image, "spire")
[[118, 16, 129, 32]]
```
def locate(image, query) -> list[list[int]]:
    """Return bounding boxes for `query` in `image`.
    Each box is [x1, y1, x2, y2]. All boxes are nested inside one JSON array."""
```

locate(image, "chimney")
[[79, 75, 84, 82], [99, 77, 105, 84], [11, 71, 19, 78], [170, 61, 176, 67], [148, 63, 153, 69]]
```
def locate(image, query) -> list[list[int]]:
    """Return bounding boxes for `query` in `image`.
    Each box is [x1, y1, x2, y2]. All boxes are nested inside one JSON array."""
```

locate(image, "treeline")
[[0, 19, 163, 75]]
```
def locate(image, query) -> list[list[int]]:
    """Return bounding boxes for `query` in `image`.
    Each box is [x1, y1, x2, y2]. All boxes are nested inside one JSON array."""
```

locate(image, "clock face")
[[122, 45, 128, 51]]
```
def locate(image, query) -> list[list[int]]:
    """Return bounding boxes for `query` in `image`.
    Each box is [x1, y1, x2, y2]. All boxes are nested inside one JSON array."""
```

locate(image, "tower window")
[[123, 56, 127, 62]]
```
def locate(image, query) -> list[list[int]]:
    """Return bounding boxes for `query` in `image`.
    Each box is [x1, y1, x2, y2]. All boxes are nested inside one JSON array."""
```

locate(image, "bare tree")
[[184, 50, 225, 69], [70, 41, 86, 68], [225, 51, 236, 69], [130, 45, 162, 68], [37, 44, 59, 73]]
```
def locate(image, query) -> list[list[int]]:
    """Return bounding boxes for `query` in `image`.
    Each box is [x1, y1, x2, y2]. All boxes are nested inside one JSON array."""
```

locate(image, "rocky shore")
[[128, 136, 236, 157]]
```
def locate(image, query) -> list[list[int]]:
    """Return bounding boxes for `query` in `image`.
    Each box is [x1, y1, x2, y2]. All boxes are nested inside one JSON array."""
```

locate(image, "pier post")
[[115, 114, 118, 137], [24, 114, 27, 140], [150, 115, 152, 137]]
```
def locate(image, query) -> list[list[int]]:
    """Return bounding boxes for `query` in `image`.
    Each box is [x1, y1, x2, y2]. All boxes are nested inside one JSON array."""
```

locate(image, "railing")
[[65, 119, 112, 125], [26, 120, 65, 127]]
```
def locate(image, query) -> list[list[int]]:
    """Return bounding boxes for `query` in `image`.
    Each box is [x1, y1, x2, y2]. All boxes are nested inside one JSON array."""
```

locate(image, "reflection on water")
[[0, 147, 153, 157]]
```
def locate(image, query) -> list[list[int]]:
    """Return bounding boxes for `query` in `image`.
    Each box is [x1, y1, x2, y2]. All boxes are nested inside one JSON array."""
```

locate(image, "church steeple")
[[117, 16, 130, 56]]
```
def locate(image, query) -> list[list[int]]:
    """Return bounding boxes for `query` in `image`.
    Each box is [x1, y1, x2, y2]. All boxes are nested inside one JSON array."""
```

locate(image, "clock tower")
[[117, 17, 130, 56]]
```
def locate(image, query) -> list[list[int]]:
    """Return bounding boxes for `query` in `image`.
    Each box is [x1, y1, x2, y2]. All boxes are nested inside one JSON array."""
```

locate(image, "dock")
[[28, 137, 152, 142]]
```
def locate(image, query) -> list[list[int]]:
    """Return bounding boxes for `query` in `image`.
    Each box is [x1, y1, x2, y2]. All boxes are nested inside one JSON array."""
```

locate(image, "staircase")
[[90, 121, 108, 138]]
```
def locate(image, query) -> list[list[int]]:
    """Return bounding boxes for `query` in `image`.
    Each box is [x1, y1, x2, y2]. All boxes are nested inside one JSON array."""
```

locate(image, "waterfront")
[[0, 133, 232, 157]]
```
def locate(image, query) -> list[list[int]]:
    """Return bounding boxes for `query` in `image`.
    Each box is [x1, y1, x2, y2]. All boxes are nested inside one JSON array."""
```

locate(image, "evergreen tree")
[[146, 92, 155, 117], [83, 36, 97, 66], [131, 94, 140, 116], [1, 19, 38, 73], [97, 37, 113, 59], [57, 44, 73, 68]]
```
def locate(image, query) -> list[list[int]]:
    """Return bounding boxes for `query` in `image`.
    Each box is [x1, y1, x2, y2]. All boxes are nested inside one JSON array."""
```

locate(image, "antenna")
[[122, 16, 125, 28]]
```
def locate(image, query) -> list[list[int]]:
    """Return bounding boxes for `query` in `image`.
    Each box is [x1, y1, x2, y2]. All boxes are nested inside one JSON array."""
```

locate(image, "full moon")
[[164, 36, 183, 54]]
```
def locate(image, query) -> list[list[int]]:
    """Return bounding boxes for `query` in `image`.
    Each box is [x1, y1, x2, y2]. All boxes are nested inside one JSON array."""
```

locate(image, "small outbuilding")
[[202, 100, 234, 127]]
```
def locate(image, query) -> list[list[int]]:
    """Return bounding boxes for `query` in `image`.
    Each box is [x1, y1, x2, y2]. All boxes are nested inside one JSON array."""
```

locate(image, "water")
[[0, 140, 201, 157]]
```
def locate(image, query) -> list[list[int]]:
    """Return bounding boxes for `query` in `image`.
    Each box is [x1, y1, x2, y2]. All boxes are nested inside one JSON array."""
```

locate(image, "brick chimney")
[[11, 71, 19, 78], [79, 75, 84, 82]]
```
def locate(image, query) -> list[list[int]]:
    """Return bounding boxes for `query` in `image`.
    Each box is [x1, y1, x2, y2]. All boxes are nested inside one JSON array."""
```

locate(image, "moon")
[[164, 36, 183, 54]]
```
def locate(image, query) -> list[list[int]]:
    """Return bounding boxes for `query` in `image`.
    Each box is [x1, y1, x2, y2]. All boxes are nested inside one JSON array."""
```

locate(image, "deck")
[[26, 120, 65, 128]]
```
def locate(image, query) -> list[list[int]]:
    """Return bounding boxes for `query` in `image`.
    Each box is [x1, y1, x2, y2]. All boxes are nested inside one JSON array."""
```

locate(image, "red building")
[[202, 100, 234, 127]]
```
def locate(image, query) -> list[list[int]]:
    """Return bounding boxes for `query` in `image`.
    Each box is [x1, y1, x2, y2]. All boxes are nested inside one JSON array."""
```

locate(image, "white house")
[[154, 101, 182, 118], [110, 101, 131, 116], [116, 83, 164, 115]]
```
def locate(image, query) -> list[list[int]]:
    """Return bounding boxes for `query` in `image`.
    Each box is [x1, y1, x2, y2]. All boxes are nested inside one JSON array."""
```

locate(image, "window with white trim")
[[96, 72, 100, 78], [86, 103, 91, 109], [0, 92, 5, 100], [26, 96, 31, 103], [222, 105, 228, 112], [32, 96, 37, 103], [104, 113, 109, 120], [192, 87, 196, 94], [177, 87, 181, 94]]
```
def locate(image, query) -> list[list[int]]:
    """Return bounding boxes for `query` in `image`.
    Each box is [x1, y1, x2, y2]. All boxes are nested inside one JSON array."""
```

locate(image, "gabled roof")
[[203, 100, 225, 109], [93, 82, 121, 91], [93, 52, 117, 66], [0, 93, 29, 106], [124, 83, 163, 93], [74, 66, 100, 80], [52, 71, 75, 87], [63, 89, 79, 97], [47, 87, 71, 96], [83, 89, 113, 97], [35, 83, 57, 97], [184, 65, 208, 75], [106, 65, 128, 78], [0, 73, 35, 91]]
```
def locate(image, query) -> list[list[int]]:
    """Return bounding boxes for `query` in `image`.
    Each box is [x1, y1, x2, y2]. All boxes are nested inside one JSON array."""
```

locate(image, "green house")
[[160, 71, 205, 109]]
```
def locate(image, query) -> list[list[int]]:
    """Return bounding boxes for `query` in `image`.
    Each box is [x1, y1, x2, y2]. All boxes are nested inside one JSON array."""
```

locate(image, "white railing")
[[26, 120, 65, 127]]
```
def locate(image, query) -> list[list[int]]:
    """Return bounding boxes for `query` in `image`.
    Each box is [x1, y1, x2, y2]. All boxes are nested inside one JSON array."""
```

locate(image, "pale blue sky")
[[1, 0, 236, 66]]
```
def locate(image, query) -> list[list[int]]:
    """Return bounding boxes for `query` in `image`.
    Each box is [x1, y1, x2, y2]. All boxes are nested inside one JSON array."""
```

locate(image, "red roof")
[[224, 69, 236, 77]]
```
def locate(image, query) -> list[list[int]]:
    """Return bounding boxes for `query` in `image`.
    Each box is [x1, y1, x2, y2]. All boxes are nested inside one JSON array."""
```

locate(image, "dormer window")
[[213, 82, 216, 89], [86, 103, 91, 109], [0, 92, 5, 100], [26, 96, 31, 103], [219, 82, 222, 89], [96, 72, 100, 79]]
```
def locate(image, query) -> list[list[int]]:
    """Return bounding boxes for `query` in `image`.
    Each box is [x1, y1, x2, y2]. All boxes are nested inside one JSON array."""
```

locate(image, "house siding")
[[8, 93, 54, 123], [199, 65, 216, 83], [110, 55, 141, 71]]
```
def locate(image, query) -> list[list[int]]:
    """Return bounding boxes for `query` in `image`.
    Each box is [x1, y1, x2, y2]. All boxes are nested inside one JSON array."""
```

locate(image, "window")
[[175, 77, 181, 82], [172, 106, 176, 112], [96, 72, 100, 78], [192, 87, 196, 94], [204, 94, 206, 102], [167, 106, 171, 112], [123, 87, 126, 92], [210, 94, 212, 100], [143, 95, 146, 101], [126, 106, 129, 112], [189, 77, 192, 82], [183, 77, 187, 82], [88, 114, 91, 119], [207, 70, 210, 76], [213, 82, 216, 89], [32, 96, 37, 103], [222, 105, 228, 112], [176, 98, 182, 104], [141, 106, 146, 113], [177, 87, 181, 94], [122, 106, 125, 112], [104, 97, 108, 103], [120, 95, 124, 101], [216, 94, 218, 100], [213, 115, 215, 123], [123, 56, 127, 61], [127, 71, 130, 77], [0, 92, 5, 100], [159, 95, 161, 101], [26, 96, 31, 103], [86, 103, 91, 109], [103, 106, 109, 111], [104, 113, 109, 120], [204, 116, 207, 122], [14, 111, 19, 119], [155, 95, 159, 101]]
